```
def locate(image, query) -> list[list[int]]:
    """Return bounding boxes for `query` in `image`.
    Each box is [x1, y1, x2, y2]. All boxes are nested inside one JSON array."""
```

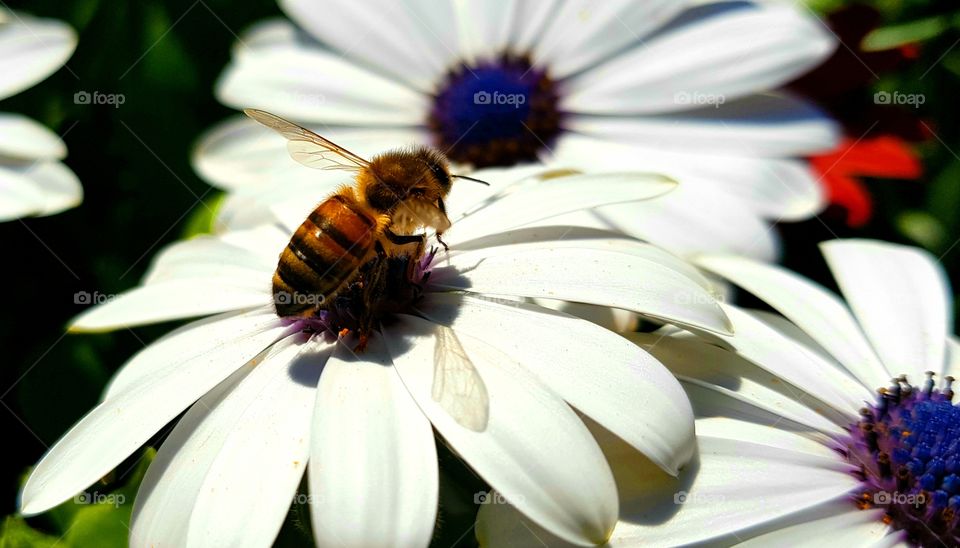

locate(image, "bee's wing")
[[244, 108, 371, 172], [432, 325, 489, 431]]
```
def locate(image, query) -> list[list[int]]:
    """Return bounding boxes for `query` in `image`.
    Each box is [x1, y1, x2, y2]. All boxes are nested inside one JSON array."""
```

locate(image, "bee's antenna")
[[452, 174, 490, 186]]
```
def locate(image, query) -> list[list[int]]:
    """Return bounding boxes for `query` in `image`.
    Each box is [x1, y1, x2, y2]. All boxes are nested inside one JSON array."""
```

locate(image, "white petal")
[[565, 93, 838, 158], [530, 298, 639, 332], [0, 113, 65, 159], [232, 17, 304, 57], [19, 315, 292, 515], [736, 503, 896, 547], [280, 0, 456, 92], [506, 0, 563, 55], [478, 413, 857, 546], [717, 305, 872, 417], [449, 229, 715, 293], [564, 5, 834, 115], [551, 133, 828, 220], [944, 336, 960, 381], [131, 336, 324, 548], [694, 417, 839, 459], [0, 160, 82, 221], [103, 309, 274, 400], [420, 293, 695, 474], [432, 246, 731, 335], [540, 186, 780, 261], [217, 46, 427, 125], [309, 337, 438, 548], [141, 233, 274, 286], [445, 172, 676, 244], [219, 223, 294, 263], [0, 12, 76, 100], [531, 0, 686, 79], [184, 337, 323, 547], [453, 0, 518, 61], [384, 314, 618, 545], [443, 164, 569, 221], [821, 239, 952, 382], [130, 357, 254, 547], [697, 254, 892, 388], [68, 278, 270, 332], [611, 423, 857, 545], [629, 332, 847, 436]]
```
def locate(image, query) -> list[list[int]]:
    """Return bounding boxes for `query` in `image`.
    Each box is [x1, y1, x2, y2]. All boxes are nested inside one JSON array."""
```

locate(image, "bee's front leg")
[[435, 197, 450, 253]]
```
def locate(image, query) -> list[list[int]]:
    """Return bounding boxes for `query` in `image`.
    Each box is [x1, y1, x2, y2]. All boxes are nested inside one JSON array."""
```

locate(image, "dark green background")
[[0, 0, 958, 546]]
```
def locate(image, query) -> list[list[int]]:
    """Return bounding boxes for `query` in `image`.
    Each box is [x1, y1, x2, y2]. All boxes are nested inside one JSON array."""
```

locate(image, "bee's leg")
[[436, 198, 450, 253], [354, 255, 388, 353], [385, 229, 427, 280], [354, 332, 369, 353], [385, 229, 424, 254]]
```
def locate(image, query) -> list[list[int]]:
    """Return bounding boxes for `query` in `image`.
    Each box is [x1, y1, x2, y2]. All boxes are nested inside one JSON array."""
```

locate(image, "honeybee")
[[246, 109, 490, 430]]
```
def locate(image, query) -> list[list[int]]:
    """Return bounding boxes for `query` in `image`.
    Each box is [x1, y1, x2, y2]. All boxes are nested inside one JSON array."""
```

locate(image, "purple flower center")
[[428, 53, 563, 167], [843, 372, 960, 545]]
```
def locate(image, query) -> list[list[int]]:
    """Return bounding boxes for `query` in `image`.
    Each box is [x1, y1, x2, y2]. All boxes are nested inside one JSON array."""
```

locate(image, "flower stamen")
[[844, 373, 960, 545]]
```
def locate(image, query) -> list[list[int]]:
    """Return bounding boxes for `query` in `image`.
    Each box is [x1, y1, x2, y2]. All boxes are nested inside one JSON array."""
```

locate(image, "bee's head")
[[363, 147, 451, 214]]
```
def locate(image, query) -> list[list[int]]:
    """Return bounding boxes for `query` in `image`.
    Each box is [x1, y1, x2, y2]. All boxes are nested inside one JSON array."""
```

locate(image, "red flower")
[[810, 135, 922, 227]]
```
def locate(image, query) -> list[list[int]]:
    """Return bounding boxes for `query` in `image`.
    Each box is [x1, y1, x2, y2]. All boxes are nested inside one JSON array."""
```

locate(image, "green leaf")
[[3, 449, 158, 548], [896, 210, 948, 251], [863, 16, 949, 51], [0, 516, 61, 548], [62, 504, 130, 548], [181, 192, 226, 239]]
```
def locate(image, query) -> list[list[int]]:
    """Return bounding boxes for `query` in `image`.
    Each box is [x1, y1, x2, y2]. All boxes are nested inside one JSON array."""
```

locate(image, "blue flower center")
[[429, 54, 562, 167], [845, 373, 960, 545]]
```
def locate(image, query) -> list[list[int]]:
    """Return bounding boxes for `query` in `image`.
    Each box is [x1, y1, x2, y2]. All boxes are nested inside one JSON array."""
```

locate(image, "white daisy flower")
[[193, 0, 838, 261], [19, 166, 731, 547], [477, 239, 955, 545], [0, 10, 81, 221]]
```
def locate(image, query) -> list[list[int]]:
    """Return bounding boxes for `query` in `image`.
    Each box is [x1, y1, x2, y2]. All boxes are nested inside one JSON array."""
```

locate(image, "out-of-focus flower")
[[810, 135, 922, 227], [790, 5, 928, 227], [479, 239, 955, 546], [0, 10, 81, 221], [194, 0, 839, 261], [19, 167, 731, 547]]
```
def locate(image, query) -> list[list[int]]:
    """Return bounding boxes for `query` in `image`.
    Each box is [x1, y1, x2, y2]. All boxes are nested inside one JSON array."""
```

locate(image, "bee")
[[246, 109, 491, 430]]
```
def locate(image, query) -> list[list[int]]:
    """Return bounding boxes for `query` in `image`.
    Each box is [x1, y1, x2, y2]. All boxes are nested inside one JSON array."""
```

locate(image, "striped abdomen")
[[273, 194, 378, 317]]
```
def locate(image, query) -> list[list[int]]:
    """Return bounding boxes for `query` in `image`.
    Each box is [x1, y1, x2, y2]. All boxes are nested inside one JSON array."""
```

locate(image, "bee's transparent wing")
[[244, 108, 371, 172], [432, 326, 489, 431]]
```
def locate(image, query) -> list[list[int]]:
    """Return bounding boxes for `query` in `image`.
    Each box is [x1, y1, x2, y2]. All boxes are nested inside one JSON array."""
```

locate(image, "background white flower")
[[193, 0, 839, 261], [0, 10, 81, 221], [20, 168, 731, 547], [477, 239, 952, 546]]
